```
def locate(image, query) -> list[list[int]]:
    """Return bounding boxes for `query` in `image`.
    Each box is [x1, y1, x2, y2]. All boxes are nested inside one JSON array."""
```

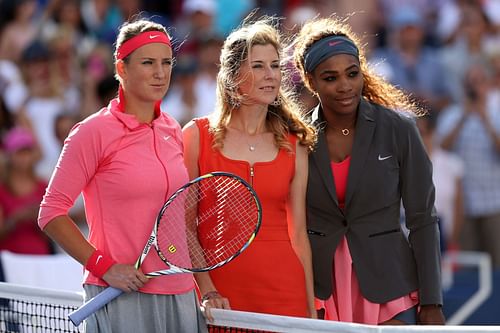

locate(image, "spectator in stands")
[[79, 42, 115, 117], [52, 112, 87, 252], [0, 0, 38, 63], [436, 61, 500, 269], [79, 0, 123, 45], [54, 113, 78, 147], [377, 0, 442, 48], [46, 27, 82, 109], [0, 89, 14, 140], [162, 32, 222, 126], [38, 19, 207, 332], [182, 16, 317, 319], [293, 15, 444, 324], [96, 74, 119, 107], [8, 39, 79, 181], [0, 126, 52, 255], [439, 2, 495, 103], [370, 6, 453, 113], [40, 0, 91, 59], [192, 34, 223, 117], [488, 45, 500, 95], [0, 91, 14, 184], [161, 54, 201, 126], [282, 4, 318, 113], [417, 112, 465, 253], [180, 0, 217, 49]]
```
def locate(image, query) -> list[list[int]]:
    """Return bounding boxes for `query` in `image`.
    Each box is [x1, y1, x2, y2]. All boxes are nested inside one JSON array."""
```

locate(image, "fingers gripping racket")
[[68, 172, 262, 326]]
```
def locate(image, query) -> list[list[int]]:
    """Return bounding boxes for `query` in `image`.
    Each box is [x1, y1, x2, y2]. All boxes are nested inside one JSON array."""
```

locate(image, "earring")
[[271, 96, 281, 107], [229, 96, 241, 109]]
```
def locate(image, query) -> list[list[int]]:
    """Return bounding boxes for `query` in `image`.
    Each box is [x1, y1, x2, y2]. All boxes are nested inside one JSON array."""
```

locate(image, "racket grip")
[[68, 286, 123, 326]]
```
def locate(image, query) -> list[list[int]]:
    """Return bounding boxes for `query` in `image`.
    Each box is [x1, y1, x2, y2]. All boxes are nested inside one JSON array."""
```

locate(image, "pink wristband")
[[85, 249, 116, 279]]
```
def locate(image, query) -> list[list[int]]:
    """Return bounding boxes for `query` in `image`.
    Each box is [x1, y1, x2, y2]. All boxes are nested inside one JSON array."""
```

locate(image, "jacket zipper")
[[249, 166, 254, 186], [151, 123, 170, 201]]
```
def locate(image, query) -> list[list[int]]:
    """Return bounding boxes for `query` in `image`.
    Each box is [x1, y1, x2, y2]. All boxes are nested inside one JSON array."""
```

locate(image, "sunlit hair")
[[293, 16, 423, 116], [113, 18, 170, 65], [211, 15, 316, 152]]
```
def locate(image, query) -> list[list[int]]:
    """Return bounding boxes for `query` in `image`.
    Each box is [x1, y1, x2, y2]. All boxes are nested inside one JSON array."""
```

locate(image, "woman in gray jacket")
[[293, 15, 444, 325]]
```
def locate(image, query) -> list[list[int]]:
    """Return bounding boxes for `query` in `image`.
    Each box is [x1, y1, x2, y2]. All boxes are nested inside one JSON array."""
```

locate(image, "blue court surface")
[[444, 268, 500, 324]]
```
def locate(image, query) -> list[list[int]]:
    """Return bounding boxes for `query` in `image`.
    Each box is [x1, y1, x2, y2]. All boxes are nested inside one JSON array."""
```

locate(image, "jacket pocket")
[[307, 229, 326, 237], [368, 228, 400, 238]]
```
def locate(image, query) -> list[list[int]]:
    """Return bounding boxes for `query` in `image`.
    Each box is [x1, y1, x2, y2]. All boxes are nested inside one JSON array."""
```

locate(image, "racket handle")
[[68, 286, 123, 326]]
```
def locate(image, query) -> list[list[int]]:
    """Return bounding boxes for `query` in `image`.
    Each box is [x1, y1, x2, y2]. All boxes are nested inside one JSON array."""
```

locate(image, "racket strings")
[[186, 176, 257, 268], [195, 177, 258, 265], [156, 175, 259, 271]]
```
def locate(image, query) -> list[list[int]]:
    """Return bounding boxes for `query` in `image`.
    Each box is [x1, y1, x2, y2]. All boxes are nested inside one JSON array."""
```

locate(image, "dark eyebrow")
[[319, 64, 359, 75]]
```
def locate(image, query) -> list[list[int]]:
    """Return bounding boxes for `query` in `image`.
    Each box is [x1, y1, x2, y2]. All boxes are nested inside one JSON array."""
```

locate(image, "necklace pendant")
[[341, 128, 350, 136], [249, 145, 256, 152]]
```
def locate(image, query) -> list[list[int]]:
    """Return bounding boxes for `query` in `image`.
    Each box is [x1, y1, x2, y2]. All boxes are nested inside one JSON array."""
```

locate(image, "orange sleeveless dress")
[[195, 118, 308, 317]]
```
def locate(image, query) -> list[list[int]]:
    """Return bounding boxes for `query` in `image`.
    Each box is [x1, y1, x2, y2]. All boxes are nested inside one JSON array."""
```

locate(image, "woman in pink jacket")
[[38, 19, 207, 332]]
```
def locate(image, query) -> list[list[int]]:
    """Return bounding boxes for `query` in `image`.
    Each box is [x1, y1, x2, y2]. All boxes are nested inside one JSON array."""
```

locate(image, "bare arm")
[[287, 142, 317, 319], [43, 215, 94, 265], [182, 120, 201, 181]]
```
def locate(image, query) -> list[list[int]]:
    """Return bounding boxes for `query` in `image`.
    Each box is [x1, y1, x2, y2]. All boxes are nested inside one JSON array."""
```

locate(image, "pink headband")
[[116, 31, 171, 60]]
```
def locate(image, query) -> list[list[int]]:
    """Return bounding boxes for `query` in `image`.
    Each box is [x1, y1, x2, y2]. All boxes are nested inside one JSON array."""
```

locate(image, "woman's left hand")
[[417, 305, 445, 325], [201, 291, 231, 323]]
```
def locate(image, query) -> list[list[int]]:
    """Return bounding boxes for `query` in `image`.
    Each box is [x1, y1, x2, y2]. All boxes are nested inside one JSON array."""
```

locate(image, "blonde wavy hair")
[[293, 16, 424, 116], [211, 15, 317, 152]]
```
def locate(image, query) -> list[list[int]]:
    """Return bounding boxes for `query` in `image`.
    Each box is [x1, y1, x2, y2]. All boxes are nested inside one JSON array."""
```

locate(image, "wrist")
[[85, 249, 116, 279], [201, 290, 221, 303]]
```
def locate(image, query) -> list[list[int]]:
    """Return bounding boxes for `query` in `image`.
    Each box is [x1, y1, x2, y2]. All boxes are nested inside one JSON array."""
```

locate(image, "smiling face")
[[118, 42, 173, 103], [307, 53, 363, 116], [237, 44, 281, 107]]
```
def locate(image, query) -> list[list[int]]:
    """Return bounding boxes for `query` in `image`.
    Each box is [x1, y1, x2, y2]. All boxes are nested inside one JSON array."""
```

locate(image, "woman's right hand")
[[201, 291, 231, 323], [102, 264, 149, 292]]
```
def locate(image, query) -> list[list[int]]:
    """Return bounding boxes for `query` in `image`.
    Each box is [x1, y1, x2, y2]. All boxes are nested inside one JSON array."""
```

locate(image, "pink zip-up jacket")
[[38, 98, 194, 295]]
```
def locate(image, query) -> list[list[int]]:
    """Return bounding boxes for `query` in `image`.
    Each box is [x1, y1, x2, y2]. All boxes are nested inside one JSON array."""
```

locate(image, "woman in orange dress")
[[182, 17, 317, 319]]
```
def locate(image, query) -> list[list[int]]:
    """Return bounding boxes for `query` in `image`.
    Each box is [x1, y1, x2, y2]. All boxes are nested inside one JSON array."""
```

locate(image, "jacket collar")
[[108, 86, 163, 130], [107, 99, 163, 131]]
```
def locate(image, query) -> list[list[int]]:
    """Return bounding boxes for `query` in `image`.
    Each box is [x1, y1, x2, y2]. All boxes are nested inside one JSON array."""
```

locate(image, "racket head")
[[154, 172, 262, 272]]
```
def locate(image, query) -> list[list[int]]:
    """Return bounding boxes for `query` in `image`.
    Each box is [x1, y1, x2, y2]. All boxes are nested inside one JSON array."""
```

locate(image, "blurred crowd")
[[0, 0, 500, 269]]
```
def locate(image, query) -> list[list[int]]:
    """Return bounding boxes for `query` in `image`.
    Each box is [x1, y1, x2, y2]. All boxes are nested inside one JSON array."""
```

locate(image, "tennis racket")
[[68, 171, 262, 326]]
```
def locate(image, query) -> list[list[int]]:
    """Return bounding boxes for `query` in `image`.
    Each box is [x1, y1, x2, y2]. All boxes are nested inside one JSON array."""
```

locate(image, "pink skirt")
[[315, 236, 418, 324]]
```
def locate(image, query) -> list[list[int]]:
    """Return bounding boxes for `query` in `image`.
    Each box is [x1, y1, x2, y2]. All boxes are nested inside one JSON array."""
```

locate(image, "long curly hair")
[[293, 16, 424, 116], [211, 15, 317, 152]]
